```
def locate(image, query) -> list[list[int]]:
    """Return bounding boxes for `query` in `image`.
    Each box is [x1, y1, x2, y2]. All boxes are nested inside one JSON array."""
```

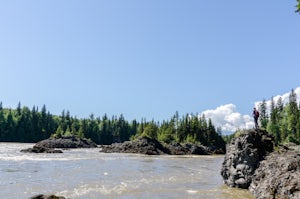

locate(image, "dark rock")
[[166, 142, 190, 155], [21, 136, 97, 153], [100, 136, 170, 155], [35, 136, 97, 149], [181, 143, 210, 155], [21, 146, 63, 153], [249, 149, 300, 199], [220, 129, 274, 189], [100, 136, 214, 155], [29, 194, 65, 199]]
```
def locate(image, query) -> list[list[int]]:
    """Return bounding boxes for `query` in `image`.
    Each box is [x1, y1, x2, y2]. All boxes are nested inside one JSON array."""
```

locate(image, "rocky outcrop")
[[29, 194, 65, 199], [249, 148, 300, 199], [21, 136, 97, 153], [100, 136, 170, 155], [221, 129, 274, 188], [221, 129, 300, 199], [21, 146, 63, 153], [35, 136, 97, 149], [100, 136, 215, 155], [169, 142, 211, 155]]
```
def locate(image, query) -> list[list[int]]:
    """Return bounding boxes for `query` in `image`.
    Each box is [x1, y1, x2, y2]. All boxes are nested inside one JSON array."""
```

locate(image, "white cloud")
[[254, 86, 300, 113], [201, 103, 253, 134], [201, 86, 300, 135]]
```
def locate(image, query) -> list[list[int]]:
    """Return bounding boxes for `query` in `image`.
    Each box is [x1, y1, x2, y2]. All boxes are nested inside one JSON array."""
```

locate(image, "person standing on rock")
[[253, 107, 259, 129]]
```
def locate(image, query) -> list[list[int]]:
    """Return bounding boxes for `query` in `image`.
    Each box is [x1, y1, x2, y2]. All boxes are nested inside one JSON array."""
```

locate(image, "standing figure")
[[253, 107, 259, 129]]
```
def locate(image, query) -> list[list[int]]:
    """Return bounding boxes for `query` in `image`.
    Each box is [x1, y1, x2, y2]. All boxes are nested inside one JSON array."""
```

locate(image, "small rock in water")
[[29, 194, 66, 199]]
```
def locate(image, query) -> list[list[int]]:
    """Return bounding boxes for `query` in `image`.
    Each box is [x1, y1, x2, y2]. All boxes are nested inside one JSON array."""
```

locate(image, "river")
[[0, 143, 254, 199]]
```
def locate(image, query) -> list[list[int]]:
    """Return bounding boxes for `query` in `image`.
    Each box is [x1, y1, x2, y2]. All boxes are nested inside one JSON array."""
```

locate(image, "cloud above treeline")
[[254, 87, 300, 111], [201, 86, 300, 134], [201, 104, 253, 134]]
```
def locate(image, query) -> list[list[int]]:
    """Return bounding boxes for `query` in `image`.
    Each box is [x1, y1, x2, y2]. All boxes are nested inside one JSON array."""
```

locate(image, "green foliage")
[[0, 102, 226, 149], [297, 0, 300, 13], [141, 123, 158, 139], [258, 99, 268, 129], [260, 89, 300, 145], [285, 134, 300, 145], [185, 134, 197, 144]]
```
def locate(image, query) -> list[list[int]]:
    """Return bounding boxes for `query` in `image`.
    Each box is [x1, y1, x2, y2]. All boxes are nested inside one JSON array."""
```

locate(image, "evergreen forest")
[[1, 88, 299, 148], [0, 102, 225, 149], [224, 89, 300, 145], [257, 89, 300, 144]]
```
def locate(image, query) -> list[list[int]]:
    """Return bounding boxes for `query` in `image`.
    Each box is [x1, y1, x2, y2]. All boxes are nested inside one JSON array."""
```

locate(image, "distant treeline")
[[224, 89, 300, 145], [0, 102, 225, 148]]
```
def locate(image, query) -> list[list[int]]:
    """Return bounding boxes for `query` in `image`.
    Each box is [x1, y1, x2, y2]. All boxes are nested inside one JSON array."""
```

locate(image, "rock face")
[[29, 194, 65, 199], [35, 136, 97, 149], [221, 129, 300, 199], [100, 136, 215, 155], [249, 149, 300, 199], [220, 129, 274, 189]]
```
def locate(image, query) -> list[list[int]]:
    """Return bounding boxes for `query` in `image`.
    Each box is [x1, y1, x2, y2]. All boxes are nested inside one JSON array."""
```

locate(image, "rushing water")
[[0, 143, 254, 199]]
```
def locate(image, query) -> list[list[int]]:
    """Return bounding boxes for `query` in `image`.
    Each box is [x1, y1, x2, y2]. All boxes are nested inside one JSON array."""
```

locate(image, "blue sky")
[[1, 1, 299, 133]]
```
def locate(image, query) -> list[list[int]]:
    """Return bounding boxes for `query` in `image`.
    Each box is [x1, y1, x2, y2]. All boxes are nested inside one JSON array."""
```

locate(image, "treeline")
[[0, 102, 225, 148], [257, 89, 300, 144]]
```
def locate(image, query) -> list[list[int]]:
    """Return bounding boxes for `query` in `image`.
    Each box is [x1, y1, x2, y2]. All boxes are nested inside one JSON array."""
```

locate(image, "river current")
[[0, 143, 253, 199]]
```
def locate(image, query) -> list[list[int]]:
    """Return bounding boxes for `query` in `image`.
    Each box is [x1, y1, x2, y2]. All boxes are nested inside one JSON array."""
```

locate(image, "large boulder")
[[21, 136, 97, 153], [35, 136, 97, 149], [249, 148, 300, 199], [221, 129, 274, 189]]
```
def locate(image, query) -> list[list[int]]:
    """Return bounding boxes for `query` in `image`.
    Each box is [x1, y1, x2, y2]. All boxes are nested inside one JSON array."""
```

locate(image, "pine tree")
[[16, 102, 21, 116], [0, 102, 5, 139], [286, 89, 299, 142], [259, 99, 268, 129], [267, 97, 281, 144], [55, 125, 64, 138]]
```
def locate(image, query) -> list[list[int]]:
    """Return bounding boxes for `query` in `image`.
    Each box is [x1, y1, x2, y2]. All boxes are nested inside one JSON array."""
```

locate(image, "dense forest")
[[0, 102, 225, 148], [258, 89, 300, 144], [224, 89, 300, 145]]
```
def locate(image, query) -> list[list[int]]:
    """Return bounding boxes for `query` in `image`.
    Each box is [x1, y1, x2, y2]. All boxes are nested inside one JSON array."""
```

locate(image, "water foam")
[[57, 182, 129, 198]]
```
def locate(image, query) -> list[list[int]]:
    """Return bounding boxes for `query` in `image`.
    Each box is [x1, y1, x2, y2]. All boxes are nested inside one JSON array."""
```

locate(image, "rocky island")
[[221, 129, 300, 199], [21, 136, 97, 153], [100, 136, 224, 155]]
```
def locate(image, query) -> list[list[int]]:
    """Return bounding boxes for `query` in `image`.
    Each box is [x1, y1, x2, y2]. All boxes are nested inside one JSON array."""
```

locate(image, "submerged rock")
[[21, 146, 63, 153], [29, 194, 65, 199], [220, 129, 274, 189], [249, 148, 300, 199]]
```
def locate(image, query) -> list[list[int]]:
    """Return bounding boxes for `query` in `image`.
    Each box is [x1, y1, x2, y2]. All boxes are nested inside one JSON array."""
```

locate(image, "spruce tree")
[[267, 97, 281, 143], [259, 99, 268, 129], [287, 89, 299, 142]]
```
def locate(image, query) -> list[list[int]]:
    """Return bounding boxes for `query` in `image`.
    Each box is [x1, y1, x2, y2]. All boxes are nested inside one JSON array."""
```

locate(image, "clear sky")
[[1, 1, 299, 133]]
